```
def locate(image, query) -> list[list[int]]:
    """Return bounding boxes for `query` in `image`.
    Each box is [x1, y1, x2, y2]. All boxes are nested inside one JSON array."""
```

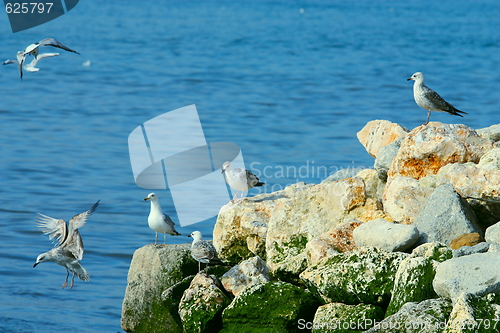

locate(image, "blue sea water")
[[0, 1, 499, 332]]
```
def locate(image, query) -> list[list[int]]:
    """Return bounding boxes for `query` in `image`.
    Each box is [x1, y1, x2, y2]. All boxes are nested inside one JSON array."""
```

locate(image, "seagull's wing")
[[163, 213, 181, 235], [422, 86, 452, 111], [192, 241, 219, 262], [246, 169, 265, 188], [16, 51, 25, 79], [38, 38, 80, 54], [2, 59, 17, 65], [30, 52, 60, 66], [67, 200, 100, 232], [64, 229, 85, 260], [63, 200, 99, 259], [36, 214, 68, 247]]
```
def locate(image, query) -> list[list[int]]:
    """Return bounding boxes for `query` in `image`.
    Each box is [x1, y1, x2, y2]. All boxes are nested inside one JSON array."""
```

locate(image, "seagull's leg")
[[62, 270, 69, 288], [164, 233, 166, 245], [231, 191, 240, 203], [70, 273, 76, 289], [425, 110, 431, 125], [198, 261, 201, 273], [155, 232, 158, 245]]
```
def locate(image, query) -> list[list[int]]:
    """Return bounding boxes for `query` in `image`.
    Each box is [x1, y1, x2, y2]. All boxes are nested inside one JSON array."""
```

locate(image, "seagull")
[[14, 38, 79, 79], [221, 161, 265, 203], [144, 193, 181, 245], [34, 200, 100, 289], [188, 231, 223, 272], [407, 72, 467, 125], [3, 52, 60, 78]]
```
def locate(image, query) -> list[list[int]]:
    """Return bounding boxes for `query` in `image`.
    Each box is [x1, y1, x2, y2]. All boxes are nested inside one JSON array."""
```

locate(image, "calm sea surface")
[[1, 1, 499, 332]]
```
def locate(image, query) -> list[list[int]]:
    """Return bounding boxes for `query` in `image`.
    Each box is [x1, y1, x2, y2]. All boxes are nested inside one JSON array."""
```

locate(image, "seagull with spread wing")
[[33, 200, 99, 289]]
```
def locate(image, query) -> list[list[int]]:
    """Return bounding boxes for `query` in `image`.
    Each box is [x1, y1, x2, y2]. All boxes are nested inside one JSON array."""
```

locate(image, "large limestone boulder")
[[300, 247, 408, 305], [477, 124, 500, 142], [414, 183, 481, 246], [433, 252, 500, 302], [220, 256, 270, 297], [352, 218, 419, 252], [382, 176, 434, 224], [363, 298, 453, 333], [311, 302, 384, 333], [435, 162, 500, 226], [374, 138, 403, 181], [178, 272, 232, 333], [357, 120, 409, 158], [220, 281, 320, 333], [388, 122, 494, 180], [385, 256, 438, 316], [121, 244, 198, 333], [445, 293, 500, 333]]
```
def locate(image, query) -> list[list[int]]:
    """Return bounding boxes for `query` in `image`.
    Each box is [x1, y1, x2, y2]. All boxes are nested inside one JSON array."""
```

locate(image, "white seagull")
[[188, 231, 223, 272], [221, 161, 265, 203], [14, 38, 79, 79], [144, 193, 181, 245], [3, 52, 60, 78], [34, 200, 100, 289], [407, 72, 467, 125]]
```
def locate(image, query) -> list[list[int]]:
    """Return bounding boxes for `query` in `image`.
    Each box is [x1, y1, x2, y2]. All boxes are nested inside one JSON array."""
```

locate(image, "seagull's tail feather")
[[451, 108, 467, 117]]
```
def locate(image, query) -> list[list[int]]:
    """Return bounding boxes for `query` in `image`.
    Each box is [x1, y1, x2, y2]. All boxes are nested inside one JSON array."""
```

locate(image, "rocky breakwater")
[[121, 120, 500, 333]]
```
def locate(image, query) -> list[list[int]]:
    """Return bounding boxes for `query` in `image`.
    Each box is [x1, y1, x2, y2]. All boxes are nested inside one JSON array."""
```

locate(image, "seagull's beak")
[[144, 197, 150, 201], [407, 77, 412, 81], [221, 169, 225, 174], [33, 262, 38, 268], [188, 234, 192, 238]]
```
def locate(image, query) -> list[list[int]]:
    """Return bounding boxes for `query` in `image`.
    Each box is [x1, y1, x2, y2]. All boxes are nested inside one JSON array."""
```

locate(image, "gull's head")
[[407, 72, 424, 82], [221, 161, 232, 174], [144, 192, 157, 201], [188, 231, 203, 241], [33, 253, 49, 267]]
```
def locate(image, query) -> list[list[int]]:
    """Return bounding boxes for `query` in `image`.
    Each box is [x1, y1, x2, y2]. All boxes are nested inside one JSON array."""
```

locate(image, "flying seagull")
[[221, 161, 265, 203], [407, 72, 467, 125], [144, 193, 181, 245], [188, 231, 223, 272], [3, 52, 60, 77], [34, 200, 100, 289], [14, 38, 79, 79]]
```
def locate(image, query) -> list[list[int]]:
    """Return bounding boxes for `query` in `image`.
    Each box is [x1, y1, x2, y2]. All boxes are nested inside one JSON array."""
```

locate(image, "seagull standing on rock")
[[188, 231, 223, 272], [144, 193, 181, 245], [33, 200, 100, 289], [407, 72, 467, 125], [221, 161, 265, 203]]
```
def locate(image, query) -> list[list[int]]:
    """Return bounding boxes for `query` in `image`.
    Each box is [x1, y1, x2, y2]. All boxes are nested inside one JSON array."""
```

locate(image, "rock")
[[178, 273, 232, 333], [353, 218, 419, 252], [357, 120, 409, 158], [453, 242, 490, 258], [162, 275, 196, 327], [220, 256, 270, 297], [363, 298, 453, 333], [311, 303, 384, 333], [388, 122, 494, 180], [410, 242, 453, 262], [385, 256, 438, 316], [321, 167, 366, 183], [374, 138, 402, 181], [305, 238, 339, 267], [477, 148, 500, 170], [382, 176, 434, 224], [449, 233, 483, 250], [435, 162, 500, 227], [265, 177, 389, 280], [121, 244, 198, 333], [477, 124, 500, 142], [300, 247, 408, 305], [414, 184, 481, 246], [485, 222, 500, 244], [445, 293, 500, 333], [354, 169, 386, 201], [220, 281, 320, 333], [320, 220, 363, 253], [433, 252, 500, 302]]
